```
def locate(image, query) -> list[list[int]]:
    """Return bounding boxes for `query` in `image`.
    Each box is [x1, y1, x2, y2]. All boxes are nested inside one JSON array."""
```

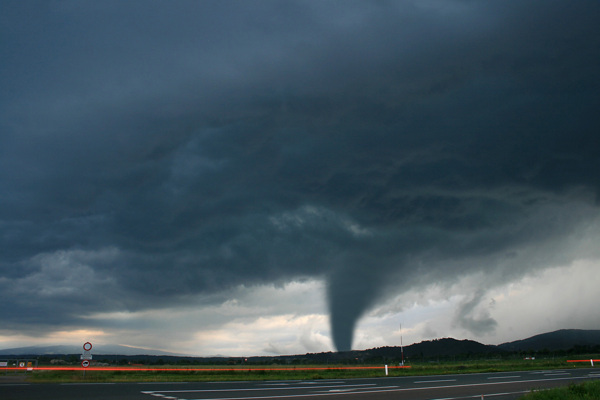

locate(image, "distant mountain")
[[341, 338, 500, 362], [3, 329, 599, 360], [0, 344, 185, 357], [497, 329, 600, 352], [282, 330, 600, 363], [404, 338, 501, 358], [246, 338, 507, 364]]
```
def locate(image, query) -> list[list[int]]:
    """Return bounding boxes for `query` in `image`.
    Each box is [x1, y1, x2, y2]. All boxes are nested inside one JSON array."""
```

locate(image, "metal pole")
[[400, 323, 404, 366]]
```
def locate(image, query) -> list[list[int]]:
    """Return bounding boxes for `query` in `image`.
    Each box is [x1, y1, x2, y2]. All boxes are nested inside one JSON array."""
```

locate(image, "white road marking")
[[151, 383, 376, 394], [428, 390, 530, 400], [530, 370, 564, 374], [171, 385, 539, 400], [316, 386, 398, 393], [141, 373, 592, 400], [414, 379, 457, 383], [487, 375, 521, 379], [258, 380, 345, 386]]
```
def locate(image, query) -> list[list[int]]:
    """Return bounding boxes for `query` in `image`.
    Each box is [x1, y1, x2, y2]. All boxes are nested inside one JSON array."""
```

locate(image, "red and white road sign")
[[81, 360, 90, 368], [83, 342, 92, 351]]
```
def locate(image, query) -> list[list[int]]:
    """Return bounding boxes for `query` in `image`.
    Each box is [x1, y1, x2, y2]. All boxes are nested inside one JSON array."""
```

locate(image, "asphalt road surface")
[[1, 368, 599, 400]]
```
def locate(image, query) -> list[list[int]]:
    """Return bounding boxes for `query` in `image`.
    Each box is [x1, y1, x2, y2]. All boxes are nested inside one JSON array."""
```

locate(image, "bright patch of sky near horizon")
[[1, 260, 597, 356]]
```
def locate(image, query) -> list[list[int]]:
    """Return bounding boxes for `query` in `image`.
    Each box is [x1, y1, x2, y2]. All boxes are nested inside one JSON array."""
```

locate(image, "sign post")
[[81, 342, 92, 378]]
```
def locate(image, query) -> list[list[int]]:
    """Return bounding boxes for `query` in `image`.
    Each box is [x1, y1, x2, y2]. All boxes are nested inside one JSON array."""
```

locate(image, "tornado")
[[327, 266, 381, 352], [328, 293, 362, 352]]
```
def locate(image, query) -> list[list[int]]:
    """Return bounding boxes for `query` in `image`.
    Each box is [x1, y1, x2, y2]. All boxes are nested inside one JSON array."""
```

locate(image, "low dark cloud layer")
[[1, 0, 599, 351]]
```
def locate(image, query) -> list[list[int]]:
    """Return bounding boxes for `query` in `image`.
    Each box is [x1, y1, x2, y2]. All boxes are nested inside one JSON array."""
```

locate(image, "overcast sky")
[[1, 0, 599, 356]]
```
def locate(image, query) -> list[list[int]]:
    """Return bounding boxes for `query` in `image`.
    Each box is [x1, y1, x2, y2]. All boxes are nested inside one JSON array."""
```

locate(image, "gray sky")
[[1, 0, 599, 356]]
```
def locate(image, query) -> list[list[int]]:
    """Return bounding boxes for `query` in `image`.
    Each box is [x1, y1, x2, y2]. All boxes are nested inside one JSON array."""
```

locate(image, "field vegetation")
[[521, 380, 600, 399], [18, 356, 596, 383]]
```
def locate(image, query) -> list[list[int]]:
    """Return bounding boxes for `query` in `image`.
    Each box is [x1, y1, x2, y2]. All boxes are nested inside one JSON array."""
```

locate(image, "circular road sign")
[[83, 342, 92, 351], [82, 360, 90, 368]]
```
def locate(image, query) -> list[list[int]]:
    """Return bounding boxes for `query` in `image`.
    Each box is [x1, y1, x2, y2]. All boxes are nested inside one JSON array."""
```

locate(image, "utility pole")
[[400, 323, 405, 366]]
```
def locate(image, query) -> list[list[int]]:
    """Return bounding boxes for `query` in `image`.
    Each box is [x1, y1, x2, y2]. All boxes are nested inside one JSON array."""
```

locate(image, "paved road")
[[1, 368, 598, 400]]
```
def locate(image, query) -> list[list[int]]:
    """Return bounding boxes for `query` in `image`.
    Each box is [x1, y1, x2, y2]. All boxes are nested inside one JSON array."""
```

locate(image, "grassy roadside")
[[26, 367, 389, 383], [20, 358, 596, 383], [520, 380, 600, 399]]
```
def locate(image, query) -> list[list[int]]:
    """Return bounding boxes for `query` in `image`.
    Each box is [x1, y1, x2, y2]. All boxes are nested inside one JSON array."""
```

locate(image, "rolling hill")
[[1, 329, 599, 361], [497, 329, 600, 352], [0, 344, 184, 357]]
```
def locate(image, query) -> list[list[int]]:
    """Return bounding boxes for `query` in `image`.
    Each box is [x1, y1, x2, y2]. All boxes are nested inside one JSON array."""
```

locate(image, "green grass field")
[[520, 380, 600, 399]]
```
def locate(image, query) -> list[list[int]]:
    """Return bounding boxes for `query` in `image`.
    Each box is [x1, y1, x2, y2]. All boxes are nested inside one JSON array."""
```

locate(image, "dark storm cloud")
[[454, 290, 497, 335], [1, 0, 599, 350]]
